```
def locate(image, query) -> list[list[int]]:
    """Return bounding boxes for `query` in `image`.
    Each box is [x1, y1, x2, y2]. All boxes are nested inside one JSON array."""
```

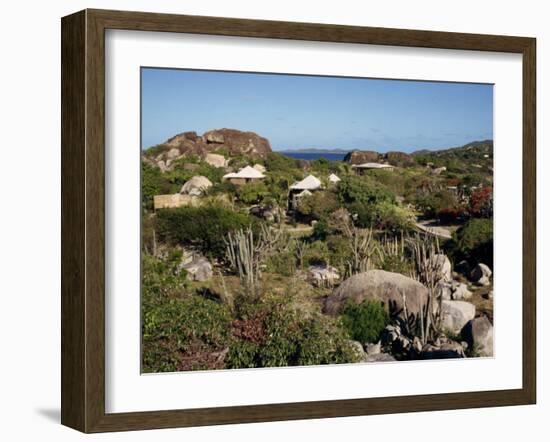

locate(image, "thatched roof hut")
[[223, 165, 266, 184], [290, 175, 322, 191]]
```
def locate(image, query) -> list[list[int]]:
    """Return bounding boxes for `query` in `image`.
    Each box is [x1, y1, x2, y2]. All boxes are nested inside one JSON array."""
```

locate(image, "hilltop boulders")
[[385, 151, 414, 167], [145, 128, 272, 171], [323, 270, 429, 317], [344, 150, 380, 165]]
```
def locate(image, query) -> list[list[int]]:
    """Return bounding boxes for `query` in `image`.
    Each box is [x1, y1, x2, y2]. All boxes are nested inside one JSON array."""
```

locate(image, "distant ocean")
[[278, 151, 348, 161]]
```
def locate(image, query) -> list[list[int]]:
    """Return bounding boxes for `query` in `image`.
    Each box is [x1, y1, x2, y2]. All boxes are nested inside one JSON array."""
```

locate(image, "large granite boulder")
[[385, 151, 414, 167], [180, 176, 213, 196], [203, 128, 272, 158], [344, 150, 380, 165], [462, 316, 494, 357], [204, 153, 228, 168], [440, 300, 476, 334], [323, 270, 429, 318]]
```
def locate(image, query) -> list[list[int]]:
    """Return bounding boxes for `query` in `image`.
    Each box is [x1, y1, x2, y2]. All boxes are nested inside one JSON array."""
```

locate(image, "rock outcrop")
[[144, 128, 272, 171], [323, 270, 429, 318], [385, 151, 414, 167], [344, 150, 380, 165]]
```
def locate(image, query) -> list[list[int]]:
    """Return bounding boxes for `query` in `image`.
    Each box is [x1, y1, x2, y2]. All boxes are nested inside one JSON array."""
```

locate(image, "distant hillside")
[[412, 140, 493, 175], [412, 140, 493, 159]]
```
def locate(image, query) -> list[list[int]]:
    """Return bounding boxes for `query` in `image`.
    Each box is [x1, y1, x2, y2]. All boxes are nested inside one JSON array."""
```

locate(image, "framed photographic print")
[[61, 9, 536, 433]]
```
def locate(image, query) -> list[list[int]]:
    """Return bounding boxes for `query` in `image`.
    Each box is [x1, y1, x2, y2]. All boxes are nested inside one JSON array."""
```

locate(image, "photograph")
[[140, 67, 494, 373]]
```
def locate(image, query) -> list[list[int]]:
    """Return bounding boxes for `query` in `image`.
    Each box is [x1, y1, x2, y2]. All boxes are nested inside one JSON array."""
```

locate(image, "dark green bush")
[[350, 201, 414, 232], [265, 249, 296, 276], [449, 218, 493, 267], [296, 190, 340, 221], [155, 206, 251, 259], [142, 295, 232, 372], [141, 162, 172, 210], [341, 300, 390, 344], [141, 252, 188, 309], [338, 175, 395, 206], [226, 295, 360, 369], [264, 152, 300, 172]]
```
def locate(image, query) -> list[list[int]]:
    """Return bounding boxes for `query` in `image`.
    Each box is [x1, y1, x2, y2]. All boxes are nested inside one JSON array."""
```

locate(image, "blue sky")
[[141, 68, 493, 152]]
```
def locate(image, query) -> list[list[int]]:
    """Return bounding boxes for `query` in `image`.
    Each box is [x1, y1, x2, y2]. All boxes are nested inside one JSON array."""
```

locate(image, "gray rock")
[[429, 254, 452, 282], [365, 353, 396, 363], [180, 176, 213, 196], [307, 265, 340, 287], [381, 324, 402, 345], [204, 153, 228, 168], [205, 131, 225, 144], [323, 270, 429, 319], [421, 341, 466, 359], [348, 340, 366, 360], [437, 281, 452, 300], [365, 341, 381, 355], [470, 263, 492, 286], [182, 256, 213, 282], [166, 147, 182, 160], [451, 282, 473, 300], [462, 316, 494, 357], [440, 300, 476, 334]]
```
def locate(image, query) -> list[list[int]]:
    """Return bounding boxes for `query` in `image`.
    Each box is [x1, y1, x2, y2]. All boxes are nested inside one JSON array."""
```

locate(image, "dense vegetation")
[[141, 139, 494, 372]]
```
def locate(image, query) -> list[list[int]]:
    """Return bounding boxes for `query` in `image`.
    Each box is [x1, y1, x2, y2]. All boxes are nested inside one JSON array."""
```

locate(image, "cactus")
[[225, 224, 286, 298]]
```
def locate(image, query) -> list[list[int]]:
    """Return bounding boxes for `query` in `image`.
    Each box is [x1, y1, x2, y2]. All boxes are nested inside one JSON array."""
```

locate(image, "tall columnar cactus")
[[225, 224, 286, 298], [408, 233, 444, 344]]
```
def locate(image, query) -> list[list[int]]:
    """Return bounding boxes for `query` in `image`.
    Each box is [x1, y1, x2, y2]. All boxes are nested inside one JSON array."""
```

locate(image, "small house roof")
[[252, 163, 266, 173], [352, 162, 394, 169], [328, 173, 341, 183], [290, 174, 322, 191], [223, 165, 265, 180]]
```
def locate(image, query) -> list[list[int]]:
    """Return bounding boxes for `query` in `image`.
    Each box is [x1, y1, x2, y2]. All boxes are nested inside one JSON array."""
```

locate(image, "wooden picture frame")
[[61, 8, 536, 433]]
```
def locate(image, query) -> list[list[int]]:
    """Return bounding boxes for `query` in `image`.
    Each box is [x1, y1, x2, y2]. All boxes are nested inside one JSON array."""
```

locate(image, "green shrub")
[[142, 295, 232, 372], [414, 190, 458, 218], [449, 218, 493, 267], [351, 201, 414, 232], [141, 252, 188, 309], [303, 240, 330, 266], [156, 206, 251, 259], [141, 162, 172, 210], [226, 295, 361, 369], [296, 190, 340, 221], [264, 152, 301, 172], [236, 182, 270, 204], [265, 249, 297, 276], [341, 300, 390, 344], [338, 175, 395, 206]]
